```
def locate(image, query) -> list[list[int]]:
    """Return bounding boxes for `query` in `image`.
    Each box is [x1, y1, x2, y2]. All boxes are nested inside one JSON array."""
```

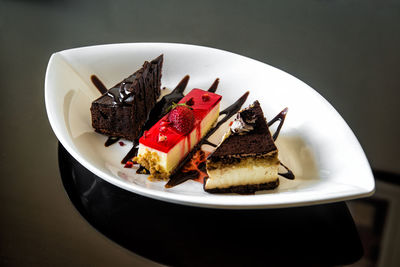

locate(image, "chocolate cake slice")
[[205, 101, 280, 194], [90, 55, 163, 140]]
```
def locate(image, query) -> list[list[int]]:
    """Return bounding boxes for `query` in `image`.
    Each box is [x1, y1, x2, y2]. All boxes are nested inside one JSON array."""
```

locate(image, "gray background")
[[1, 0, 399, 266]]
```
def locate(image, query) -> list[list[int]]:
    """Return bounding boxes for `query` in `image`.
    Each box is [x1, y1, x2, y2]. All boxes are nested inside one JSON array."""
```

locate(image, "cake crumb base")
[[134, 150, 170, 180]]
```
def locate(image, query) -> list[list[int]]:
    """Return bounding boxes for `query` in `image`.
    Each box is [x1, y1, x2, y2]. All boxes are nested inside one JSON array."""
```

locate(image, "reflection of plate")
[[45, 43, 374, 209]]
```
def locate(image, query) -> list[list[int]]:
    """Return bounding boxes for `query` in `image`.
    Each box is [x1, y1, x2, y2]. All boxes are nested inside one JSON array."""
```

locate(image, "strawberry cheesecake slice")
[[135, 89, 222, 179]]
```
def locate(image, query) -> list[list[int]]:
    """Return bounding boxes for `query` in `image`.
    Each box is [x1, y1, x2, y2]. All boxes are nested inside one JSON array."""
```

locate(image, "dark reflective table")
[[59, 143, 363, 267]]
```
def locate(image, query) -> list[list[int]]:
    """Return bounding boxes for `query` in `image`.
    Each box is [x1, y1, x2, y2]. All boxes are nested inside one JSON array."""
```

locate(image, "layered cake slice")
[[90, 55, 163, 140], [135, 89, 222, 179], [205, 101, 280, 194]]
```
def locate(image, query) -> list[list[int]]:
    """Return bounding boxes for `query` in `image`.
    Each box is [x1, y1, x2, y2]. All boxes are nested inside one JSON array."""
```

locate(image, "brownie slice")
[[90, 55, 163, 140]]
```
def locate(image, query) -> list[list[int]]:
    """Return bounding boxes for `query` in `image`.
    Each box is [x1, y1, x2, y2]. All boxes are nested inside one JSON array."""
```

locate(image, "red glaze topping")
[[139, 89, 222, 153]]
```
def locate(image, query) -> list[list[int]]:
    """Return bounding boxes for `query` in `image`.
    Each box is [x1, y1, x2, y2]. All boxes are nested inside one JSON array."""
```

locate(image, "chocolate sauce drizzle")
[[104, 136, 121, 147], [266, 107, 295, 180], [208, 78, 219, 93], [91, 75, 108, 95], [202, 140, 217, 147], [268, 107, 288, 141], [122, 140, 139, 164], [279, 162, 295, 180], [166, 91, 250, 188], [92, 73, 137, 106], [107, 79, 136, 105]]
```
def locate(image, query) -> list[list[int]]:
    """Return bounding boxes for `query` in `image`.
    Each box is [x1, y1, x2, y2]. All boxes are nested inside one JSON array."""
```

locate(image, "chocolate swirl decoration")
[[207, 78, 219, 93], [279, 162, 295, 180], [266, 108, 295, 180], [121, 139, 139, 165], [90, 75, 108, 95], [104, 136, 121, 147], [92, 74, 137, 105], [267, 107, 288, 141]]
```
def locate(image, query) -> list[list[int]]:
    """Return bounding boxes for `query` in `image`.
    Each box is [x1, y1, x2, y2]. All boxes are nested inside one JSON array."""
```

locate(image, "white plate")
[[45, 43, 374, 209]]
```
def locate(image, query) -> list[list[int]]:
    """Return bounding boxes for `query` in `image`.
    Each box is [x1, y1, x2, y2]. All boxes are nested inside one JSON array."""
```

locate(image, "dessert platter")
[[45, 43, 375, 208]]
